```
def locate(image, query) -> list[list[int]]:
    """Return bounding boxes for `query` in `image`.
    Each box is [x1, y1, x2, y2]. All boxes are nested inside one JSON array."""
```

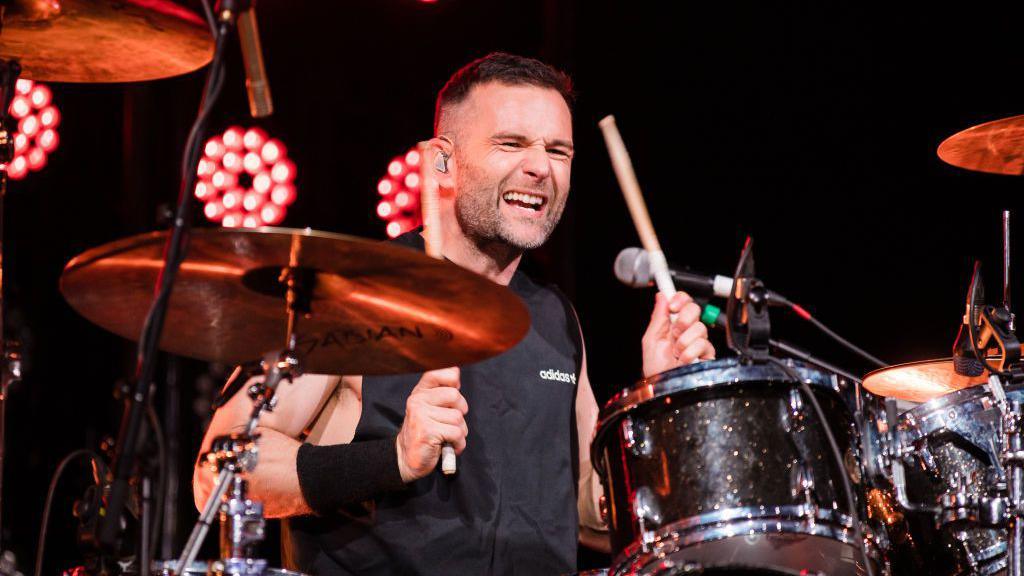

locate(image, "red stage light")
[[222, 211, 244, 228], [204, 137, 226, 160], [222, 126, 245, 150], [222, 151, 243, 173], [271, 184, 296, 206], [194, 180, 215, 201], [198, 126, 298, 227], [39, 106, 59, 128], [13, 133, 27, 155], [204, 200, 226, 222], [386, 221, 403, 238], [260, 139, 285, 164], [243, 190, 263, 211], [260, 203, 284, 225], [10, 97, 30, 119], [26, 147, 46, 170], [29, 85, 52, 108], [374, 144, 430, 237], [222, 188, 244, 210], [19, 115, 39, 138], [243, 152, 263, 174], [4, 79, 61, 181], [253, 172, 272, 194], [243, 127, 268, 151], [271, 159, 295, 184]]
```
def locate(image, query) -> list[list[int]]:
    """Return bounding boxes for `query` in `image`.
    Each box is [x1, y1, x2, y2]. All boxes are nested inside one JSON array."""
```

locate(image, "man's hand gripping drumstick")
[[599, 115, 715, 377]]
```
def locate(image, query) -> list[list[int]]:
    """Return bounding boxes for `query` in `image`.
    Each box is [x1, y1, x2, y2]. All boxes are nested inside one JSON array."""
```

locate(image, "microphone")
[[614, 247, 787, 304], [614, 247, 731, 297], [237, 3, 273, 118], [953, 262, 986, 377]]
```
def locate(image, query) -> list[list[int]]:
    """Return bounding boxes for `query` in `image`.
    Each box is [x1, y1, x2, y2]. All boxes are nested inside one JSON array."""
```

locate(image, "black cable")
[[802, 313, 887, 369], [199, 0, 217, 38], [147, 403, 168, 557], [34, 450, 104, 576], [101, 14, 232, 552], [775, 295, 887, 369], [764, 356, 876, 576]]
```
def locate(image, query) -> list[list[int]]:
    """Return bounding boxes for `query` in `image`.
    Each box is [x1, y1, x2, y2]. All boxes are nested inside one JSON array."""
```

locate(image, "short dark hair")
[[434, 52, 575, 134]]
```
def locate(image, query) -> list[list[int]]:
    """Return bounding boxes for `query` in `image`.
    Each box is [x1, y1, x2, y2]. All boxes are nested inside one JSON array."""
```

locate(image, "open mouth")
[[501, 190, 547, 212]]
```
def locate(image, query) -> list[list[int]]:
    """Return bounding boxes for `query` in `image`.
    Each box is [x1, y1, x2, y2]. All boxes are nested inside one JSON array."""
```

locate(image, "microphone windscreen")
[[614, 247, 651, 287]]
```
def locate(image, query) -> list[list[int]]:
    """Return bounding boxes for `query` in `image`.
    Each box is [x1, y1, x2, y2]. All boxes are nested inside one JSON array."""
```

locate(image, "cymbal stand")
[[173, 266, 307, 576]]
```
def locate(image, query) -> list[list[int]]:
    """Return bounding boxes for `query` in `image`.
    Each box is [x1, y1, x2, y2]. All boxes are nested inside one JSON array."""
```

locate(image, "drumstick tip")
[[598, 115, 616, 128]]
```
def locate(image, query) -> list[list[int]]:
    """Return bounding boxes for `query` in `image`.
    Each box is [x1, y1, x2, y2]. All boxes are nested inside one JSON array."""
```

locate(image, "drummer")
[[192, 52, 715, 575]]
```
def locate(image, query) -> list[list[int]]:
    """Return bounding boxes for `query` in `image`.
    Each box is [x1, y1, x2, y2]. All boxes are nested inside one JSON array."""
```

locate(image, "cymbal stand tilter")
[[174, 265, 309, 576]]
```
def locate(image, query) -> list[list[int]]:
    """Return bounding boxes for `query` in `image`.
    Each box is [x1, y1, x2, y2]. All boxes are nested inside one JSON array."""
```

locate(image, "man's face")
[[447, 82, 573, 251]]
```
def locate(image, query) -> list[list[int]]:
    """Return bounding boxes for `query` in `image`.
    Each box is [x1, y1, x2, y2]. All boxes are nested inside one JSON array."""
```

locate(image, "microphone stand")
[[92, 0, 245, 559]]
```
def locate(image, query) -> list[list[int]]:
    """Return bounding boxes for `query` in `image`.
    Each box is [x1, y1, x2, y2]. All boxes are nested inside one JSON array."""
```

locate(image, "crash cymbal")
[[60, 227, 531, 375], [0, 0, 214, 83], [862, 358, 990, 403], [937, 114, 1024, 176]]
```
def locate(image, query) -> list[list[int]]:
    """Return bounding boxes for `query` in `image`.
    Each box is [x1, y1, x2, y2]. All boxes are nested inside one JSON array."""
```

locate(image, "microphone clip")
[[725, 237, 771, 361]]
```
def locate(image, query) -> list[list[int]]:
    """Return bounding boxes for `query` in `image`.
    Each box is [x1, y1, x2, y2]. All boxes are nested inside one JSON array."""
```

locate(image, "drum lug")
[[909, 441, 940, 476], [978, 495, 1008, 527], [939, 473, 977, 527], [621, 416, 653, 457], [782, 387, 805, 432], [632, 486, 662, 554]]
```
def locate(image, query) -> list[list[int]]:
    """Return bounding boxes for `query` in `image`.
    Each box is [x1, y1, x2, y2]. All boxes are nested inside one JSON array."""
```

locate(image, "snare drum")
[[592, 358, 885, 576]]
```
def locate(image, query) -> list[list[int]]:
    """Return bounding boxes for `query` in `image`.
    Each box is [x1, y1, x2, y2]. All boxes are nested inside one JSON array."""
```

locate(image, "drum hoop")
[[611, 507, 882, 576], [898, 384, 1011, 441]]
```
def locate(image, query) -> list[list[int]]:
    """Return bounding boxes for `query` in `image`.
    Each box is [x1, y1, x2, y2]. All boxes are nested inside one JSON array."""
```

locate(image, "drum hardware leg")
[[1000, 399, 1024, 576]]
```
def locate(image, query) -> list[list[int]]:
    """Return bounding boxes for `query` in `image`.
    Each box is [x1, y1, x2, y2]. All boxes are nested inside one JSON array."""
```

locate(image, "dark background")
[[7, 0, 1024, 572]]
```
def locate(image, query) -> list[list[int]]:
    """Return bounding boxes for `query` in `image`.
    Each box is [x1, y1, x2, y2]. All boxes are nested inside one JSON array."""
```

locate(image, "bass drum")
[[592, 358, 887, 576]]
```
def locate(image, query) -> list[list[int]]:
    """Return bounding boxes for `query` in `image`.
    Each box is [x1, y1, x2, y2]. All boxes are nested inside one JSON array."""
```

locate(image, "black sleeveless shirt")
[[284, 232, 582, 575]]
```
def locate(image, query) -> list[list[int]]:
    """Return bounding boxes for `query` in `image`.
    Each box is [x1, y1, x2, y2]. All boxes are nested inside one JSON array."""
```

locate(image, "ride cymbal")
[[862, 358, 990, 403], [60, 227, 531, 375], [938, 114, 1024, 176], [0, 0, 214, 83]]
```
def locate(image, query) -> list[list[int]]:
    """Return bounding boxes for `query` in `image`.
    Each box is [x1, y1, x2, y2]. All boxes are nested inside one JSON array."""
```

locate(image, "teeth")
[[502, 191, 545, 206]]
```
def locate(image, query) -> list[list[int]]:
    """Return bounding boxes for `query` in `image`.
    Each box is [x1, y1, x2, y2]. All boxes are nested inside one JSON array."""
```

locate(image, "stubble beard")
[[454, 163, 567, 253]]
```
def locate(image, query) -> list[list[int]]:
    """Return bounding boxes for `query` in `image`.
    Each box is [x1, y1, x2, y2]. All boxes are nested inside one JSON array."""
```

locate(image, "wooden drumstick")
[[418, 141, 457, 475], [598, 115, 677, 302]]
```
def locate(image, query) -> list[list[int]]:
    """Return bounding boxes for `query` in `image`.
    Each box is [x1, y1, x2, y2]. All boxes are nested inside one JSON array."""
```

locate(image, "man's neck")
[[434, 224, 522, 286]]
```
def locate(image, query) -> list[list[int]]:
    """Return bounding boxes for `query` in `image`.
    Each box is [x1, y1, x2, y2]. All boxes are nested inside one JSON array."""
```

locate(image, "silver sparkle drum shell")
[[592, 358, 884, 576]]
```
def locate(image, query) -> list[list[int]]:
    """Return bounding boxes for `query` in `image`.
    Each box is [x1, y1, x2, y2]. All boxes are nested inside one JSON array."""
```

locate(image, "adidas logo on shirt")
[[539, 369, 576, 384]]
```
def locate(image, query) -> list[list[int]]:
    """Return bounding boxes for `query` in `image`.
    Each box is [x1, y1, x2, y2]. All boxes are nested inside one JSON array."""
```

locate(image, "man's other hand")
[[396, 367, 469, 482], [641, 291, 716, 378]]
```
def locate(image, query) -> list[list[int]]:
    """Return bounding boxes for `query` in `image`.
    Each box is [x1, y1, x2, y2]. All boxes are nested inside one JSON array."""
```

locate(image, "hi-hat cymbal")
[[862, 358, 990, 403], [937, 115, 1024, 176], [60, 227, 531, 375], [0, 0, 214, 83]]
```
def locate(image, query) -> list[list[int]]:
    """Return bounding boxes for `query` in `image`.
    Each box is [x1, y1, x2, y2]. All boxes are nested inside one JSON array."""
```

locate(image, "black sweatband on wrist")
[[296, 436, 406, 515]]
